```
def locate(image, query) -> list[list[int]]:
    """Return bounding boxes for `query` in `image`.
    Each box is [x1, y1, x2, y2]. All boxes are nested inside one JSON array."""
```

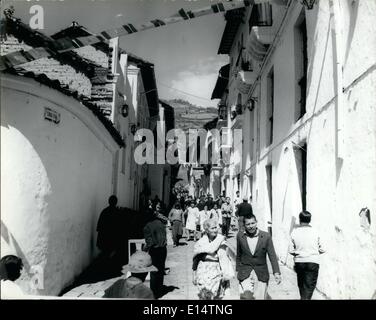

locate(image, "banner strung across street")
[[0, 0, 279, 71]]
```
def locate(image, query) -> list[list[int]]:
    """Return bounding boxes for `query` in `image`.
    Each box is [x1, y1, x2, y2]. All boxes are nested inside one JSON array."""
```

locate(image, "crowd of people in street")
[[96, 189, 325, 301], [0, 191, 325, 300]]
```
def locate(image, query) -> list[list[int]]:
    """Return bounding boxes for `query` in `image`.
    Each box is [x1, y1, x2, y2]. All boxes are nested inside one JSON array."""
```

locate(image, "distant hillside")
[[162, 99, 218, 133]]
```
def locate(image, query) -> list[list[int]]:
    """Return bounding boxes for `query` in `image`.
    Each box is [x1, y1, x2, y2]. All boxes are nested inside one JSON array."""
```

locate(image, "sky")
[[3, 0, 230, 107]]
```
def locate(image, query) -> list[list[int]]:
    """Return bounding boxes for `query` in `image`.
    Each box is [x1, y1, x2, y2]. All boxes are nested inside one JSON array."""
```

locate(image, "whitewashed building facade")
[[211, 0, 376, 298]]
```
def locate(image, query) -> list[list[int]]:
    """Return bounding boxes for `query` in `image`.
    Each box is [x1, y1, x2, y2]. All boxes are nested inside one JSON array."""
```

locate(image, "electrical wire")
[[158, 82, 214, 102]]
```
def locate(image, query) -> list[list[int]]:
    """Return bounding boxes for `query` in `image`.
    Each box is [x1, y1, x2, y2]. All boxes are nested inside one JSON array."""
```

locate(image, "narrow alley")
[[1, 0, 376, 302]]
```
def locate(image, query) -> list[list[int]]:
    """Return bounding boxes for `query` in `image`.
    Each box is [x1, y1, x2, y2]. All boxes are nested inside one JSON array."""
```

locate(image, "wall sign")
[[44, 107, 60, 124]]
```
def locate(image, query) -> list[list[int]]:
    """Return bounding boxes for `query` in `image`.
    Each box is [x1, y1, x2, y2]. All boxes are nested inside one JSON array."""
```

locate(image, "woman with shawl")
[[192, 219, 235, 299]]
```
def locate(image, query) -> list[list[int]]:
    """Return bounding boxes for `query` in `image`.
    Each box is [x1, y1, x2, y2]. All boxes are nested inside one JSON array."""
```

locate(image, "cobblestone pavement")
[[63, 227, 325, 300]]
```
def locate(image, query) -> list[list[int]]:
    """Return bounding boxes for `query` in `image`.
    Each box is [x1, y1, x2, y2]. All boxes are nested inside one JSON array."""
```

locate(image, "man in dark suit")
[[236, 214, 281, 299], [235, 196, 253, 233], [143, 209, 168, 299]]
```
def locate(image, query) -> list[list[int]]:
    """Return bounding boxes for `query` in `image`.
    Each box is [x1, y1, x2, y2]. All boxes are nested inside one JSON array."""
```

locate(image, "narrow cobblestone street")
[[63, 226, 325, 300]]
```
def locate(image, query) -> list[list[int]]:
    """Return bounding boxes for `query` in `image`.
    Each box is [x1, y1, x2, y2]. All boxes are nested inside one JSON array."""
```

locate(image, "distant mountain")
[[162, 99, 218, 133]]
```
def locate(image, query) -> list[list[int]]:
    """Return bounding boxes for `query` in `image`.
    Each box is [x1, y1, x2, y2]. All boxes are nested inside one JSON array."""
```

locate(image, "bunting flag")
[[0, 0, 279, 71]]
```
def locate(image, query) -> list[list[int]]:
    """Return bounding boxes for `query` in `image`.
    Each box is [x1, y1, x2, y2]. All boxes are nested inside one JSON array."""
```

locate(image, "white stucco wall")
[[227, 1, 376, 298], [1, 75, 118, 295]]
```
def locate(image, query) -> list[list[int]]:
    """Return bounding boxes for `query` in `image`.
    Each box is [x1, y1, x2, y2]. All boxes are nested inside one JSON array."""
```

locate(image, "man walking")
[[289, 211, 325, 300], [168, 203, 184, 247], [235, 196, 253, 233], [221, 197, 233, 238], [236, 214, 281, 299], [143, 209, 168, 299]]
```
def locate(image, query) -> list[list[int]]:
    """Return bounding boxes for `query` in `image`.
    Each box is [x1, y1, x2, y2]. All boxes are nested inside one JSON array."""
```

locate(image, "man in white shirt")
[[289, 211, 325, 300], [0, 255, 25, 299]]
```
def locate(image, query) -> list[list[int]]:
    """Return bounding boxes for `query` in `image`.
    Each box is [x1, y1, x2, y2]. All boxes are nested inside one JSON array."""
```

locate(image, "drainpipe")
[[330, 0, 345, 159]]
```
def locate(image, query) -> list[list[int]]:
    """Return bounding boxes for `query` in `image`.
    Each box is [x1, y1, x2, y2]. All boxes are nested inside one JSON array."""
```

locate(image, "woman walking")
[[192, 219, 235, 299], [185, 201, 200, 241]]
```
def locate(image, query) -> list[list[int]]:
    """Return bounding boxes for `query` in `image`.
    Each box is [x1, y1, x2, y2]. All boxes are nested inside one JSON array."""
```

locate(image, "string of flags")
[[0, 0, 277, 71]]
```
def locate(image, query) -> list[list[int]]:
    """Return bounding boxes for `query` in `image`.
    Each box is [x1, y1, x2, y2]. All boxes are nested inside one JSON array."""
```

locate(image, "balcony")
[[235, 69, 257, 95], [246, 27, 270, 62]]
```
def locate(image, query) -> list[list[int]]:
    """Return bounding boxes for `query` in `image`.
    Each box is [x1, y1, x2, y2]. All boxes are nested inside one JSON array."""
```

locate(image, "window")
[[294, 142, 307, 211], [266, 67, 274, 146], [294, 11, 308, 121], [266, 164, 273, 235]]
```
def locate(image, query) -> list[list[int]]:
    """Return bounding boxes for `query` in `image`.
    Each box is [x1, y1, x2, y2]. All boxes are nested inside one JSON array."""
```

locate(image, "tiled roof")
[[3, 67, 125, 147], [1, 17, 158, 147], [52, 23, 159, 118], [2, 17, 102, 77]]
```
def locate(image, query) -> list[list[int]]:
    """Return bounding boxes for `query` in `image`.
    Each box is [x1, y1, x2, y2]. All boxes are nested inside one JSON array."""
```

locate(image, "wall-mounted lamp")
[[301, 0, 316, 10], [120, 103, 129, 118], [247, 98, 257, 111], [130, 123, 137, 135], [218, 103, 227, 119]]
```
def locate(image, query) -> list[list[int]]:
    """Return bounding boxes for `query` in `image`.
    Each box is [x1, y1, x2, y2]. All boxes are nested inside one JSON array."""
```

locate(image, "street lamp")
[[301, 0, 316, 10]]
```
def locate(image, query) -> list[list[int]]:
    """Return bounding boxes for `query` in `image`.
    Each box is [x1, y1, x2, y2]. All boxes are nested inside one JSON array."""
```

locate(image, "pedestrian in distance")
[[185, 201, 200, 241], [235, 195, 253, 233], [236, 214, 281, 300], [168, 202, 184, 247], [289, 211, 325, 300], [221, 197, 233, 238], [210, 203, 223, 232]]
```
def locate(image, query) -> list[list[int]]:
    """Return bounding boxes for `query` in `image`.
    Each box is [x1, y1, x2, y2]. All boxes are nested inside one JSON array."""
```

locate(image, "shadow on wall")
[[306, 11, 331, 146], [58, 207, 150, 296], [344, 0, 360, 67]]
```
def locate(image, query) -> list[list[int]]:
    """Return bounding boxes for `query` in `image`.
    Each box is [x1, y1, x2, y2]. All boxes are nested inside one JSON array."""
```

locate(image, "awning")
[[211, 64, 230, 99]]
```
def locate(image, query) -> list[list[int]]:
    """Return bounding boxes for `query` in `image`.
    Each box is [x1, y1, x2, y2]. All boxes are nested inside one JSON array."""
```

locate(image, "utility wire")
[[158, 82, 214, 102]]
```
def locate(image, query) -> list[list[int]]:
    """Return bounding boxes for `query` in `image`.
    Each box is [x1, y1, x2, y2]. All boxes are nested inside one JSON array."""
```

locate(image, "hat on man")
[[121, 251, 158, 274], [242, 195, 248, 201]]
